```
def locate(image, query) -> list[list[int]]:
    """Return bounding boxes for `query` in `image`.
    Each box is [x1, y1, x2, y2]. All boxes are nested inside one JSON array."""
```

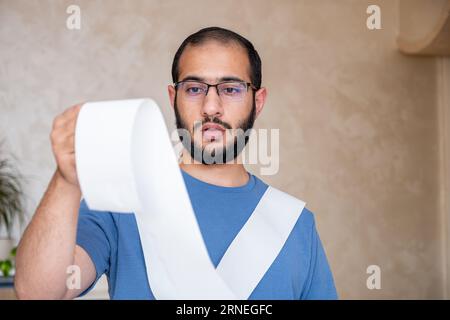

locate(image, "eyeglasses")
[[174, 80, 257, 103]]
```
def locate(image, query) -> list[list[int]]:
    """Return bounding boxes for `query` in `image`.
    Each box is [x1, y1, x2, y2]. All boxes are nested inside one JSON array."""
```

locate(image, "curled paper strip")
[[75, 99, 305, 299], [75, 99, 236, 299]]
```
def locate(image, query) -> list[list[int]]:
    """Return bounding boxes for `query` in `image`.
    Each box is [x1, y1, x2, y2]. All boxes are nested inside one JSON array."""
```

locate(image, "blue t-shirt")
[[76, 169, 338, 299]]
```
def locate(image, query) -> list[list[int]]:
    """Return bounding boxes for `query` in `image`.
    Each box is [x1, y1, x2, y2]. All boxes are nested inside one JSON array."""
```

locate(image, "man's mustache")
[[192, 117, 232, 132]]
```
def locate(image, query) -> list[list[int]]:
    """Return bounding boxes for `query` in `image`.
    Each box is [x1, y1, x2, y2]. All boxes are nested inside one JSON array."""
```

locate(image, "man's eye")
[[222, 87, 242, 95], [186, 87, 203, 94]]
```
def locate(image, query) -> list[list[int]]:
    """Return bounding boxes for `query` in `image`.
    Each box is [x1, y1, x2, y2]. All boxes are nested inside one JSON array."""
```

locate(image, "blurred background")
[[0, 0, 449, 299]]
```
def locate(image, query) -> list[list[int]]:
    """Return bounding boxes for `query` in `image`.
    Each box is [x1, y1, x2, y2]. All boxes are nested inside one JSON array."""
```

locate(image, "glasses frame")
[[174, 80, 258, 100]]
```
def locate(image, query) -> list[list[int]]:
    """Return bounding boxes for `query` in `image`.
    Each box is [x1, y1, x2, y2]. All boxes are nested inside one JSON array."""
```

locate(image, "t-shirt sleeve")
[[76, 199, 117, 296], [301, 216, 338, 300]]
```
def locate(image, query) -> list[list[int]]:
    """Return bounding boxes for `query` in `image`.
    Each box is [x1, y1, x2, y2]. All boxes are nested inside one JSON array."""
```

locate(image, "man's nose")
[[201, 86, 223, 118]]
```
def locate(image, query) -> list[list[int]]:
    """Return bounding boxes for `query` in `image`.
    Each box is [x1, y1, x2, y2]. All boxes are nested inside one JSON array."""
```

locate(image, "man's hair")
[[171, 26, 262, 89]]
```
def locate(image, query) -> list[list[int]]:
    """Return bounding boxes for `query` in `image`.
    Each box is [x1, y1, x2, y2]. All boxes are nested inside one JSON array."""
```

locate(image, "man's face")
[[168, 41, 265, 164]]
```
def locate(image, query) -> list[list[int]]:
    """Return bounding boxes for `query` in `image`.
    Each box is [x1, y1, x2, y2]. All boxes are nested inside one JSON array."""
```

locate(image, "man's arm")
[[14, 104, 96, 299], [301, 217, 338, 300]]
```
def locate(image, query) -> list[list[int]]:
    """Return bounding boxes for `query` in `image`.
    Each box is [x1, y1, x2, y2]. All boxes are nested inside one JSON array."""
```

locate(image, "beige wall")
[[0, 0, 446, 299]]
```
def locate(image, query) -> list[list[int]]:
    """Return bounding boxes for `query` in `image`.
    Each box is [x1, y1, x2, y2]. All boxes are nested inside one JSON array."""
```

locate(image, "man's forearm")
[[14, 170, 81, 299]]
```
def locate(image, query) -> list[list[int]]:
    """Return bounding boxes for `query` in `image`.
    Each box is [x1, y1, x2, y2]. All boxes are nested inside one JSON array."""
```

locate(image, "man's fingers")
[[62, 103, 83, 117], [53, 132, 75, 154], [60, 105, 83, 127], [64, 118, 77, 136], [50, 103, 83, 187], [53, 104, 83, 129]]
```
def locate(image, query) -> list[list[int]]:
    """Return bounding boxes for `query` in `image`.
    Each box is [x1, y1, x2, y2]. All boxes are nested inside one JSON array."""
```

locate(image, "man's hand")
[[50, 103, 83, 187], [15, 102, 97, 300]]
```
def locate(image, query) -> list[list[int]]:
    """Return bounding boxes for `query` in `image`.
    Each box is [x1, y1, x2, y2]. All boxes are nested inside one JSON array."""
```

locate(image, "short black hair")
[[171, 26, 262, 89]]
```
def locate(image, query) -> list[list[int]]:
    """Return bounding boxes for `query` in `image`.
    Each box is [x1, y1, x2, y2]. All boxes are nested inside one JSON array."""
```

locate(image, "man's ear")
[[168, 85, 176, 109], [254, 87, 267, 118]]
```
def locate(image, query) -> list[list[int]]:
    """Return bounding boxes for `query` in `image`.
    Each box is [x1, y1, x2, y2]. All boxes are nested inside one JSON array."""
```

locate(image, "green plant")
[[0, 148, 25, 238], [0, 247, 16, 277]]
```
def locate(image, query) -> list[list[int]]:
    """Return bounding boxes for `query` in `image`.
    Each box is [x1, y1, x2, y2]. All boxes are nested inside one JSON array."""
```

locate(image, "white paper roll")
[[75, 99, 236, 299], [75, 98, 306, 300]]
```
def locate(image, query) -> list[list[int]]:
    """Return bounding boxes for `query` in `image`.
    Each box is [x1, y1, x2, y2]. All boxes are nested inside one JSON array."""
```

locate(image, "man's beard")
[[174, 94, 256, 165]]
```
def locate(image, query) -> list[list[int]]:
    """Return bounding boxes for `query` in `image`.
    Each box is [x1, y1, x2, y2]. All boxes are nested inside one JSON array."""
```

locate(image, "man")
[[14, 27, 337, 299]]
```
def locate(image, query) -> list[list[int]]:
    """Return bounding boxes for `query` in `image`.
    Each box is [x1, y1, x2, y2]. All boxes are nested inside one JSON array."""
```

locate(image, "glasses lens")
[[176, 81, 249, 103], [178, 81, 208, 99], [218, 82, 247, 101]]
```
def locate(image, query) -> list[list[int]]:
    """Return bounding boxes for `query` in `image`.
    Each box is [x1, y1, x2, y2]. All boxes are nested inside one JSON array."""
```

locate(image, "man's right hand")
[[50, 103, 83, 187], [15, 102, 97, 300]]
